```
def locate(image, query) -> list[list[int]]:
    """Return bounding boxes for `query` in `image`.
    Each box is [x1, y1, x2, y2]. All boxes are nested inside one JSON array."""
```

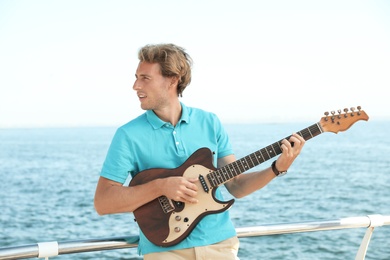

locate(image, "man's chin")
[[140, 103, 150, 110]]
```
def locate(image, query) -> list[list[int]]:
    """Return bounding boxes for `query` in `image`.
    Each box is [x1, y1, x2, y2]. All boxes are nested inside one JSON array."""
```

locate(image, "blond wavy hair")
[[138, 43, 193, 97]]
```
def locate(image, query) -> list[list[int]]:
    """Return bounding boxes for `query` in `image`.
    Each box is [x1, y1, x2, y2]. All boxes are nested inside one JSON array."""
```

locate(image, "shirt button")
[[176, 142, 180, 145], [173, 131, 176, 134]]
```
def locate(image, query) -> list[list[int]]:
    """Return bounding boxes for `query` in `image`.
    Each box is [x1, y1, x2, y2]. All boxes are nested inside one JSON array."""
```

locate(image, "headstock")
[[319, 106, 369, 134]]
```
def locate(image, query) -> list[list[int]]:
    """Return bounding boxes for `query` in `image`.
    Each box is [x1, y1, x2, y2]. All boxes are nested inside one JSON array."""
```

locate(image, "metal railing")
[[1, 214, 389, 260]]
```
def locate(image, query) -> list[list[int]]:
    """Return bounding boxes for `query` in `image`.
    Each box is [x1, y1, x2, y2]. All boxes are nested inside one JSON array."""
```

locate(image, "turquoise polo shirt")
[[100, 103, 237, 255]]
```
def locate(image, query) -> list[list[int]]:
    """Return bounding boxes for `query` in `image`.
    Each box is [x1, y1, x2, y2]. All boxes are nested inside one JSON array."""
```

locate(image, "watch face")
[[277, 171, 287, 177]]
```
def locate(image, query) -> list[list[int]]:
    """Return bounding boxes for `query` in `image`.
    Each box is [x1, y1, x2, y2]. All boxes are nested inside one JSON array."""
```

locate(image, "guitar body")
[[129, 147, 235, 247]]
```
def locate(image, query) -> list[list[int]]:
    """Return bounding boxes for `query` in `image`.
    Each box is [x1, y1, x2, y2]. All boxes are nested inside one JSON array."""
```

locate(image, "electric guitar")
[[129, 106, 369, 247]]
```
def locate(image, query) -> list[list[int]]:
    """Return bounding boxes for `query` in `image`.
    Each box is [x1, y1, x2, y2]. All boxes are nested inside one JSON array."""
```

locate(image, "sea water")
[[0, 120, 389, 259]]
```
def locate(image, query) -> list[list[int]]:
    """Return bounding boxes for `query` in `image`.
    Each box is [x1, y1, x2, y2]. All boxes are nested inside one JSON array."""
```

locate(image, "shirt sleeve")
[[212, 113, 234, 159], [100, 127, 134, 184]]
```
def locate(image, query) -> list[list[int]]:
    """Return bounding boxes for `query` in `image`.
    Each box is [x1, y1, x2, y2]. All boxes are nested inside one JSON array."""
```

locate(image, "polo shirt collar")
[[146, 102, 189, 129]]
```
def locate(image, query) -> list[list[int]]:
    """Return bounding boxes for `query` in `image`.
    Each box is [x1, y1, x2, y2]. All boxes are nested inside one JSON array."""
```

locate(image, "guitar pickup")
[[199, 174, 209, 193]]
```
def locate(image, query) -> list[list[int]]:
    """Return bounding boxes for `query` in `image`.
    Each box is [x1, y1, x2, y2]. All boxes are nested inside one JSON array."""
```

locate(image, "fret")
[[299, 129, 306, 140], [232, 161, 242, 176], [272, 142, 282, 155], [218, 168, 228, 182], [228, 164, 236, 178], [243, 157, 251, 169], [306, 128, 313, 139], [220, 169, 229, 182], [215, 170, 226, 184], [306, 124, 322, 140], [270, 144, 277, 157], [276, 141, 282, 152], [213, 170, 221, 184], [309, 125, 318, 137], [223, 168, 230, 178], [298, 130, 304, 139], [314, 123, 323, 135], [264, 146, 272, 160], [248, 153, 256, 168], [213, 171, 220, 186], [303, 128, 312, 140], [212, 171, 219, 186], [256, 150, 265, 164], [260, 148, 270, 161], [207, 172, 217, 187], [237, 159, 248, 173]]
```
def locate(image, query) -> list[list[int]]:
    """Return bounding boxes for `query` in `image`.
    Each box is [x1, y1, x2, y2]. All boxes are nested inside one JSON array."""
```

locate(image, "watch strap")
[[271, 160, 287, 177]]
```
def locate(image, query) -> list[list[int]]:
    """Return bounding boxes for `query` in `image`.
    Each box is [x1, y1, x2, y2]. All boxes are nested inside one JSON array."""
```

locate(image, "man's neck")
[[153, 100, 182, 126]]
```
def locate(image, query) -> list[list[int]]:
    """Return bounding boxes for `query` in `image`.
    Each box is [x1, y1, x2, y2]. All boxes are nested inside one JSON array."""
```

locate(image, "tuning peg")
[[324, 111, 329, 121], [357, 106, 362, 115], [350, 107, 356, 116], [342, 108, 348, 118], [329, 111, 337, 123], [337, 109, 342, 119]]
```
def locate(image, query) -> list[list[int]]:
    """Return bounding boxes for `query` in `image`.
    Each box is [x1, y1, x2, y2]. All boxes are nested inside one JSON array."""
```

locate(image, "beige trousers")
[[144, 236, 240, 260]]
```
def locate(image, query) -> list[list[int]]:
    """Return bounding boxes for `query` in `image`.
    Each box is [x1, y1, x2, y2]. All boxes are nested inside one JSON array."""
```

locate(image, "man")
[[94, 43, 305, 259]]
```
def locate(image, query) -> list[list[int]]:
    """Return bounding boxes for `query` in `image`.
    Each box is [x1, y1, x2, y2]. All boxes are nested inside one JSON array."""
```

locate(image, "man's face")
[[133, 62, 173, 111]]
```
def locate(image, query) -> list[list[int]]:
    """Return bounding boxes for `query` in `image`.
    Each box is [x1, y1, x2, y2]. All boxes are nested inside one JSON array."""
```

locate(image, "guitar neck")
[[206, 122, 323, 187]]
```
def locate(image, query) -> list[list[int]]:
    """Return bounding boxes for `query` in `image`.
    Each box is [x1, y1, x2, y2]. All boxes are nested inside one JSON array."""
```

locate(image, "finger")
[[185, 182, 198, 191], [293, 133, 305, 144], [281, 138, 289, 147], [182, 190, 198, 203], [280, 141, 288, 154], [186, 197, 198, 204], [188, 177, 199, 182], [289, 134, 303, 147], [281, 139, 293, 150], [297, 134, 306, 145], [289, 137, 300, 146], [187, 178, 199, 190], [184, 185, 197, 195]]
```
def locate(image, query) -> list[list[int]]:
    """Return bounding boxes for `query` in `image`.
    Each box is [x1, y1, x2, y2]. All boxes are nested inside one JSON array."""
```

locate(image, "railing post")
[[355, 214, 385, 260]]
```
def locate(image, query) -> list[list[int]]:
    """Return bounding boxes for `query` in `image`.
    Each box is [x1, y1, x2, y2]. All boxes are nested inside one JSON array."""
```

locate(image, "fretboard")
[[206, 122, 323, 187]]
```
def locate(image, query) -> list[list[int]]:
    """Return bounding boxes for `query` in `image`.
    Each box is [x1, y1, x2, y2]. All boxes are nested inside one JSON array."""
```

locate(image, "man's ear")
[[170, 76, 179, 87]]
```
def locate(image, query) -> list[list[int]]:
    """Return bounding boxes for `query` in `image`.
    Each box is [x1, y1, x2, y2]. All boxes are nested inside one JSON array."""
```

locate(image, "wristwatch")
[[271, 160, 287, 177]]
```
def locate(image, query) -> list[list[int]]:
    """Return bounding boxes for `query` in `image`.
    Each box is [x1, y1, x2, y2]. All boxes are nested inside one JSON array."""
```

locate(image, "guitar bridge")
[[158, 196, 174, 213]]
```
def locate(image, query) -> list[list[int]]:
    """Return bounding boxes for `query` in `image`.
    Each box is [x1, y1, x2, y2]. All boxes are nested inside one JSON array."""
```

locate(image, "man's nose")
[[133, 80, 140, 90]]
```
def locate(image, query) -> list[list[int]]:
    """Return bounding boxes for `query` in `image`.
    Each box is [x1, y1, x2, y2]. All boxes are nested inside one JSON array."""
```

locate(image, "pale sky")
[[0, 0, 389, 128]]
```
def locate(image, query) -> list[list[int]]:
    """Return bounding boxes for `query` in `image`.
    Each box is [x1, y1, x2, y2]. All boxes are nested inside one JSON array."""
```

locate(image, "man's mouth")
[[137, 93, 146, 99]]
